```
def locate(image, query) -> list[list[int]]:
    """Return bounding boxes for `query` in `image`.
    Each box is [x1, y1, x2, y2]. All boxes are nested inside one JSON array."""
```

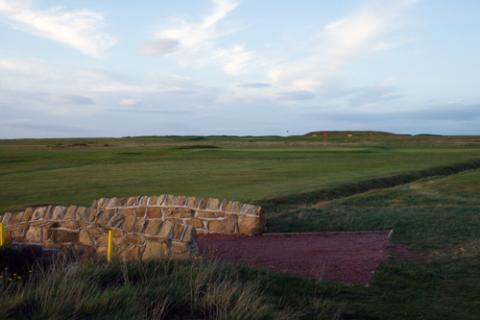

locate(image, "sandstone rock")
[[185, 218, 204, 229], [148, 196, 158, 206], [172, 224, 186, 240], [139, 196, 150, 206], [51, 206, 67, 220], [133, 218, 146, 233], [126, 196, 139, 206], [144, 220, 163, 236], [32, 207, 47, 220], [134, 207, 146, 218], [87, 226, 103, 239], [96, 246, 108, 257], [172, 195, 186, 206], [164, 208, 194, 219], [117, 208, 136, 217], [181, 225, 195, 243], [158, 221, 173, 239], [75, 207, 86, 221], [240, 204, 258, 215], [126, 234, 145, 245], [1, 212, 12, 224], [96, 209, 114, 225], [121, 245, 142, 261], [9, 211, 24, 224], [224, 215, 238, 235], [223, 201, 242, 213], [195, 211, 219, 219], [163, 194, 176, 206], [87, 208, 97, 223], [58, 221, 80, 230], [23, 207, 34, 222], [64, 206, 78, 220], [25, 226, 43, 242], [146, 207, 162, 219], [156, 194, 167, 206], [197, 198, 208, 210], [238, 215, 261, 235], [170, 241, 191, 259], [105, 197, 118, 208], [6, 225, 28, 241], [206, 198, 221, 210], [107, 214, 125, 229], [79, 229, 94, 246], [208, 220, 225, 234], [96, 233, 122, 247], [186, 196, 200, 208], [51, 229, 79, 243], [121, 215, 136, 232], [142, 241, 169, 261]]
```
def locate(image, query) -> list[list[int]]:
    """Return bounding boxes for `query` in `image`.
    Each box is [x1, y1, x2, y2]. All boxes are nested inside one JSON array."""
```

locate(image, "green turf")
[[1, 135, 480, 213], [268, 169, 480, 319]]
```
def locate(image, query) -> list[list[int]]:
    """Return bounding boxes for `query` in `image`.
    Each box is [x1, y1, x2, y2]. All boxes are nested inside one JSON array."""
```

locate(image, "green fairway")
[[1, 135, 480, 213]]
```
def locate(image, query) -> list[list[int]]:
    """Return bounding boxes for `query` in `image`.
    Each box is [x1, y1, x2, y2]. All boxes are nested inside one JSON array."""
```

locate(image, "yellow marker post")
[[0, 222, 4, 247], [107, 230, 113, 263]]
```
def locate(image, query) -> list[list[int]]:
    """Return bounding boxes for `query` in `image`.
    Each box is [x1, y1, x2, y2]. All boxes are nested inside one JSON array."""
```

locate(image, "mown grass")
[[1, 135, 480, 213]]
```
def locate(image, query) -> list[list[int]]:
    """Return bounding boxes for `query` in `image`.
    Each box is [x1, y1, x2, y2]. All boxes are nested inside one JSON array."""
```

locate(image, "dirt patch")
[[198, 231, 394, 285]]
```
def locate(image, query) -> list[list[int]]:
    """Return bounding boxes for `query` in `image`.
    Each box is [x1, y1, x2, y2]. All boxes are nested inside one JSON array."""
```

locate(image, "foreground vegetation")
[[1, 132, 479, 319], [0, 255, 325, 320]]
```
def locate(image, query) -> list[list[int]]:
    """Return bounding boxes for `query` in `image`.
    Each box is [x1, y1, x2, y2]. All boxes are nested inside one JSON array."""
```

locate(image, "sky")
[[0, 0, 479, 138]]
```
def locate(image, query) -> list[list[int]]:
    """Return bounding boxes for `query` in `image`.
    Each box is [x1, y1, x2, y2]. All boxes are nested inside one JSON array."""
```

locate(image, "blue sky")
[[0, 0, 479, 138]]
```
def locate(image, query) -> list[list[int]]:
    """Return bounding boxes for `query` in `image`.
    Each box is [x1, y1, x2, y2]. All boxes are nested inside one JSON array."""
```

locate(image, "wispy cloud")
[[143, 0, 256, 75], [143, 0, 238, 55], [268, 1, 416, 91], [48, 94, 95, 105], [0, 0, 116, 58], [239, 83, 272, 89], [119, 98, 143, 107]]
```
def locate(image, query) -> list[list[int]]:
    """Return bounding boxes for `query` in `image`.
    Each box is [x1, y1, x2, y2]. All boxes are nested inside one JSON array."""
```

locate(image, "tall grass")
[[0, 251, 303, 320]]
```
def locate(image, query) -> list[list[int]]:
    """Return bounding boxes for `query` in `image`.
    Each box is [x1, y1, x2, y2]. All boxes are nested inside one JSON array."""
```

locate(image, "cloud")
[[147, 0, 238, 55], [48, 94, 95, 105], [268, 1, 416, 91], [215, 45, 252, 75], [0, 0, 116, 58], [143, 0, 256, 76], [278, 90, 315, 101], [142, 39, 180, 55], [239, 83, 272, 89], [347, 85, 404, 106], [120, 98, 143, 107]]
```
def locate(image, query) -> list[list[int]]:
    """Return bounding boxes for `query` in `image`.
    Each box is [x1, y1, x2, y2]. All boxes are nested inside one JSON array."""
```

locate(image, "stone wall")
[[1, 194, 264, 261], [93, 195, 265, 236], [1, 204, 197, 261]]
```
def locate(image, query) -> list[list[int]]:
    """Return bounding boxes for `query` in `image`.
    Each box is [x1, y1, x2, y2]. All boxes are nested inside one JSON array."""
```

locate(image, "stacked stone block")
[[93, 194, 265, 236], [1, 194, 264, 261], [1, 204, 197, 261]]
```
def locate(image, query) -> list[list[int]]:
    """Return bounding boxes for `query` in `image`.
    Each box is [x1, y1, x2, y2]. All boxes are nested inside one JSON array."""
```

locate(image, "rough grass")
[[0, 252, 340, 320], [268, 169, 480, 319]]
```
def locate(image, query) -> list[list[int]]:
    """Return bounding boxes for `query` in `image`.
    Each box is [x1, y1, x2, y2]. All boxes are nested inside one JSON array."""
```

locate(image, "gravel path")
[[198, 231, 393, 285]]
